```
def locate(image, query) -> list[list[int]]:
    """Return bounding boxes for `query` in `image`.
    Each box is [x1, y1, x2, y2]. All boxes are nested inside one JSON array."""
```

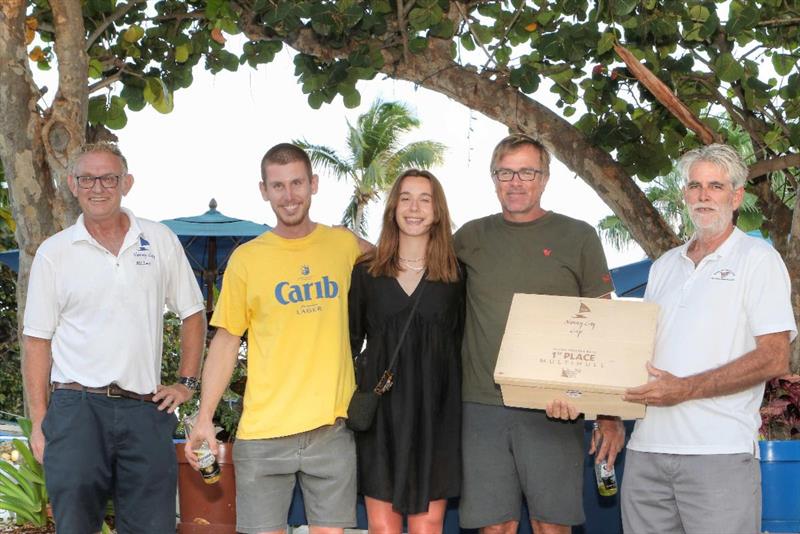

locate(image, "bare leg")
[[479, 520, 519, 534], [407, 499, 447, 534], [366, 496, 403, 534], [531, 519, 571, 534]]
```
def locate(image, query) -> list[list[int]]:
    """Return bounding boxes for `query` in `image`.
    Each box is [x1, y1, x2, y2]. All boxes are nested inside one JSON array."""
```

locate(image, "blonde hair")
[[490, 133, 550, 176], [70, 142, 128, 175]]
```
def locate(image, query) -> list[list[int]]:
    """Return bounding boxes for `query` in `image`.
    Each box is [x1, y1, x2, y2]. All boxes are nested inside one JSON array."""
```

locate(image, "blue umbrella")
[[610, 259, 652, 298], [0, 250, 18, 273], [161, 199, 271, 314]]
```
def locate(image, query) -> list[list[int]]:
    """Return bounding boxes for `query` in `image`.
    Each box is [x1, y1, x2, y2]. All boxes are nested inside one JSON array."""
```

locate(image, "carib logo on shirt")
[[274, 265, 339, 311]]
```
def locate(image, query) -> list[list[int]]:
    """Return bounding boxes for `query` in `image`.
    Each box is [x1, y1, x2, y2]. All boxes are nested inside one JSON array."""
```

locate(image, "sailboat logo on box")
[[573, 302, 591, 319]]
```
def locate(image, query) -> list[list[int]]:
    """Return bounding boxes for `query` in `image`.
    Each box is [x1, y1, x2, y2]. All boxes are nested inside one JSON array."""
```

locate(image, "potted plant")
[[0, 419, 114, 534], [759, 374, 800, 533]]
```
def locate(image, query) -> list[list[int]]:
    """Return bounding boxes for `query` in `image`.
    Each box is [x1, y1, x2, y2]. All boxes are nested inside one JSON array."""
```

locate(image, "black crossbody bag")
[[346, 279, 427, 432]]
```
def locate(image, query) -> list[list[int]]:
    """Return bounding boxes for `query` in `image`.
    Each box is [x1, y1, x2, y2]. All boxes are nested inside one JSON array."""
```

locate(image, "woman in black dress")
[[349, 169, 463, 533]]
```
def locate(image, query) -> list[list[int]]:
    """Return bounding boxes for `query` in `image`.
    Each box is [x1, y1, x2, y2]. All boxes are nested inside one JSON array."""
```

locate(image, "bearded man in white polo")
[[621, 143, 796, 534]]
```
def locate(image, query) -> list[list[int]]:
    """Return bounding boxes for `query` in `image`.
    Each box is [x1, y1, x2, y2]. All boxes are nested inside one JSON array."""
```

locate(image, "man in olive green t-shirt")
[[454, 134, 625, 534]]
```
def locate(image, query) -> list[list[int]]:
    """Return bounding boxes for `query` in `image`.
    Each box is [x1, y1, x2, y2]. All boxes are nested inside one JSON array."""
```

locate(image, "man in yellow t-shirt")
[[187, 143, 365, 534]]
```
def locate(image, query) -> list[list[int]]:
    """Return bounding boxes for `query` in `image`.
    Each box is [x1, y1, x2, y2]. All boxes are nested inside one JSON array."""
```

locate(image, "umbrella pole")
[[205, 237, 218, 320]]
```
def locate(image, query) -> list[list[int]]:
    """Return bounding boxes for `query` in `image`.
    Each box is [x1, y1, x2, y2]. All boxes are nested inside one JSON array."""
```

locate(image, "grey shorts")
[[459, 402, 585, 528], [621, 450, 761, 534], [233, 419, 357, 533]]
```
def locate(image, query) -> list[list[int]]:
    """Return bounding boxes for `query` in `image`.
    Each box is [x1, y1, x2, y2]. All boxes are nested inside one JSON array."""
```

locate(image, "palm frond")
[[292, 139, 354, 181], [597, 215, 634, 252], [386, 141, 447, 176]]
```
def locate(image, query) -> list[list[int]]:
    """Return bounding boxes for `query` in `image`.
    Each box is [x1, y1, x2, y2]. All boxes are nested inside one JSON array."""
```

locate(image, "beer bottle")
[[592, 421, 618, 496], [184, 413, 221, 485]]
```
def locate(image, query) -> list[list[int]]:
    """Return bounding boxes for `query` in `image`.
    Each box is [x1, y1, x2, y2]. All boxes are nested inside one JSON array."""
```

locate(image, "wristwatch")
[[178, 376, 200, 391]]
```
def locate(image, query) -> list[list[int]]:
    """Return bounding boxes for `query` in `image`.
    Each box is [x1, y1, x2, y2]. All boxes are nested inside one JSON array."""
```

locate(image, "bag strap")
[[373, 277, 427, 395]]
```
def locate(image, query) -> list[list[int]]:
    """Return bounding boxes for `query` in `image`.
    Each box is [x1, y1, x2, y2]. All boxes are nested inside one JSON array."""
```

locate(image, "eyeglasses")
[[75, 174, 121, 189], [492, 168, 544, 182]]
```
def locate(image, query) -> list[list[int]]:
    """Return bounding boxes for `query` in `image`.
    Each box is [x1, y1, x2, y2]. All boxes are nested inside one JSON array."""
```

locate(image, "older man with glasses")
[[23, 141, 206, 533], [453, 134, 625, 534]]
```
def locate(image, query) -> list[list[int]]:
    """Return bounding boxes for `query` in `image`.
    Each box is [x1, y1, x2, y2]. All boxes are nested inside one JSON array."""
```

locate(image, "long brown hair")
[[366, 169, 459, 282]]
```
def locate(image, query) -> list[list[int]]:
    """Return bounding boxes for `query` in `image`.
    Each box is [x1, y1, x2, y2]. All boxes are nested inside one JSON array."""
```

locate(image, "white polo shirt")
[[24, 208, 204, 395], [628, 228, 796, 455]]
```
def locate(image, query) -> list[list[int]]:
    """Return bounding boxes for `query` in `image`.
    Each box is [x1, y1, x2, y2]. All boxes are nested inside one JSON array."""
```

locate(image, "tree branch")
[[614, 42, 721, 145], [85, 0, 147, 51], [481, 3, 524, 71], [264, 25, 680, 257], [755, 17, 800, 27], [453, 2, 494, 67], [88, 70, 123, 93], [748, 154, 800, 180]]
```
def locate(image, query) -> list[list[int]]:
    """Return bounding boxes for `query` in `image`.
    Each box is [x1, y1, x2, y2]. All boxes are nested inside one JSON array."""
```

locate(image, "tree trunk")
[[788, 192, 800, 372], [0, 0, 84, 412]]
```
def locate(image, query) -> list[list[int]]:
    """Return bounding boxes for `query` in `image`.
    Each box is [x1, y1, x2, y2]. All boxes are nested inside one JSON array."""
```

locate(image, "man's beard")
[[688, 201, 733, 238]]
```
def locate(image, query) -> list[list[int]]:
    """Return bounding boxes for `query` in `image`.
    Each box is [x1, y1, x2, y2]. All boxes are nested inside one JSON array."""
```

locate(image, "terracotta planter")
[[176, 442, 236, 534]]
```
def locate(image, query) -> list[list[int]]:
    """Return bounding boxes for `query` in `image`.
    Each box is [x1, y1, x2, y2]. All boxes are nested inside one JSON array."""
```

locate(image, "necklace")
[[398, 257, 425, 272]]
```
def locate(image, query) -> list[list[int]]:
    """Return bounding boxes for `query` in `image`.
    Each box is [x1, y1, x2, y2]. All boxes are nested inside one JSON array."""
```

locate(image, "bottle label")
[[194, 444, 216, 469]]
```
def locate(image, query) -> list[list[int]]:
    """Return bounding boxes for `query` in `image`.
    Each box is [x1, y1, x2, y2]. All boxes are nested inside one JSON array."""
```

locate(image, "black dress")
[[349, 262, 464, 514]]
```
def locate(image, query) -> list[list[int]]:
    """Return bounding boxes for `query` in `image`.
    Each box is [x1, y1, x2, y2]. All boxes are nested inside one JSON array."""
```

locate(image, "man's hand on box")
[[545, 399, 580, 420], [623, 361, 692, 407], [590, 417, 625, 465]]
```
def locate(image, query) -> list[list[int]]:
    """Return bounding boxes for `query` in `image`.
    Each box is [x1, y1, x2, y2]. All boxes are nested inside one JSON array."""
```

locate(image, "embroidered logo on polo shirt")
[[711, 269, 736, 281], [134, 235, 155, 266]]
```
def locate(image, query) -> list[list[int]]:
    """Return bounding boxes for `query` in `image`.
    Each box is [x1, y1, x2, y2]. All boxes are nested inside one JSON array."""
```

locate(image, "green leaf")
[[613, 0, 638, 17], [122, 25, 144, 44], [771, 53, 796, 76], [175, 44, 190, 63], [372, 0, 392, 14], [143, 77, 174, 114], [120, 83, 145, 111], [342, 88, 361, 109], [408, 37, 428, 54], [726, 2, 759, 36], [88, 58, 103, 79], [106, 96, 128, 130], [688, 5, 710, 22], [471, 24, 494, 45], [308, 91, 325, 109], [564, 105, 576, 117], [206, 0, 224, 19], [714, 52, 744, 82], [597, 32, 615, 55], [88, 96, 107, 125], [460, 33, 476, 51]]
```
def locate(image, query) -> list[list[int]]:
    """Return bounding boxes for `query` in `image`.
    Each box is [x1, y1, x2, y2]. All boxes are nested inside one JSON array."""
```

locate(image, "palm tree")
[[295, 100, 446, 235]]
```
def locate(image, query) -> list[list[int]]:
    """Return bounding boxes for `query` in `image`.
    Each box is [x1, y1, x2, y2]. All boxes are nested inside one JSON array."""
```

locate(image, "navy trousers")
[[42, 389, 178, 534]]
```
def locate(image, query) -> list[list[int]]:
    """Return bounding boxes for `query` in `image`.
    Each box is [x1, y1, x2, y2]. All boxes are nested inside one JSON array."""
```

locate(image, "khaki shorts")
[[459, 402, 585, 528], [621, 450, 761, 534], [233, 419, 357, 533]]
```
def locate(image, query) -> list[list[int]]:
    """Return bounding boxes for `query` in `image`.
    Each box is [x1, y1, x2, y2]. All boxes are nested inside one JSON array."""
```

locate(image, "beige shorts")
[[621, 450, 761, 534], [233, 419, 357, 533]]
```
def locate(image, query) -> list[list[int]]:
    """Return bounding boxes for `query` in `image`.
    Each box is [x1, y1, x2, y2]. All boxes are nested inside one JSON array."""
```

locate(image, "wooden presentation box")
[[493, 294, 659, 420]]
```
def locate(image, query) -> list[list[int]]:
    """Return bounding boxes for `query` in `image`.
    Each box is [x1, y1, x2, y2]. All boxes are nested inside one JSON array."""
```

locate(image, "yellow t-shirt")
[[211, 225, 361, 439]]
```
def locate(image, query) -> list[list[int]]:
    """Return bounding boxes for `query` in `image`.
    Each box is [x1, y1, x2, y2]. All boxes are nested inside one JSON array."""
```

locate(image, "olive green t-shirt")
[[454, 212, 615, 405]]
